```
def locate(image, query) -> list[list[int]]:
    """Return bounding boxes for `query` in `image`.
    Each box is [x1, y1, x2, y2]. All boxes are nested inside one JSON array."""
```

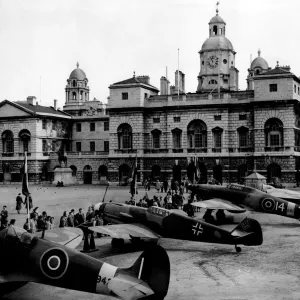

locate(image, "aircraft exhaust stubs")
[[40, 248, 69, 279], [261, 198, 275, 211]]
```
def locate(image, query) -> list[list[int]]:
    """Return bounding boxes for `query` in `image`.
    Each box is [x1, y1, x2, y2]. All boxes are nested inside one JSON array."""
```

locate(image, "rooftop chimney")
[[54, 99, 58, 110], [137, 75, 150, 85], [160, 76, 170, 95], [27, 96, 36, 105]]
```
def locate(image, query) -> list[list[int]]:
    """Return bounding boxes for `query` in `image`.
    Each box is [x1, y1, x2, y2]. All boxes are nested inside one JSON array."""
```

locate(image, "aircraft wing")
[[89, 223, 160, 239], [34, 227, 83, 249], [263, 185, 300, 203], [191, 198, 246, 213]]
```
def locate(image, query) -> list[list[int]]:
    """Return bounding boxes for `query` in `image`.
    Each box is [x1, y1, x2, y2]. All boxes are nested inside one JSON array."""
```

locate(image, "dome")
[[250, 50, 269, 70], [209, 14, 226, 24], [201, 36, 234, 51], [69, 62, 87, 80]]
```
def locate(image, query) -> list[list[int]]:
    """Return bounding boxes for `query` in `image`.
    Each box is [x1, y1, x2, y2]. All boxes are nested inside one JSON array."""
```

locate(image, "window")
[[144, 93, 148, 99], [223, 79, 228, 84], [90, 123, 95, 131], [2, 131, 14, 153], [223, 59, 227, 64], [214, 115, 221, 121], [104, 121, 109, 131], [174, 117, 181, 123], [152, 130, 161, 149], [23, 139, 29, 152], [52, 120, 57, 130], [269, 84, 277, 92], [76, 142, 81, 152], [122, 92, 128, 100], [72, 80, 76, 87], [90, 141, 95, 152], [42, 119, 47, 130], [153, 117, 160, 123], [213, 25, 217, 35], [239, 114, 247, 120], [76, 123, 81, 132], [295, 85, 297, 93], [42, 140, 47, 152], [209, 79, 218, 85], [72, 92, 76, 100], [80, 91, 83, 100], [214, 131, 222, 148], [239, 131, 248, 147], [187, 120, 207, 149], [270, 133, 280, 146], [118, 124, 133, 149], [104, 141, 109, 152], [172, 129, 182, 149], [265, 118, 283, 147], [298, 87, 300, 95]]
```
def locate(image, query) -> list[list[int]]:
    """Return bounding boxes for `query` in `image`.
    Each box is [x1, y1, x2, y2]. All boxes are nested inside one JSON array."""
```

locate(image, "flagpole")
[[177, 48, 180, 101], [24, 152, 30, 229]]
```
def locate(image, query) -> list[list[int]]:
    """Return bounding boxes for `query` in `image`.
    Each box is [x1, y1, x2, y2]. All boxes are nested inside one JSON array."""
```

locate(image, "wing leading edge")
[[191, 198, 246, 212]]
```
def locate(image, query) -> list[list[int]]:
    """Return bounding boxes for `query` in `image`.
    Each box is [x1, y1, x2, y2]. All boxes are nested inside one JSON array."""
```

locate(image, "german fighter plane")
[[91, 202, 263, 252], [0, 225, 170, 300], [188, 183, 300, 221]]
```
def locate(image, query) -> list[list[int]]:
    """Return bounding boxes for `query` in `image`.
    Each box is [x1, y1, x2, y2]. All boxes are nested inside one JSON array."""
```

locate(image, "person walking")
[[155, 180, 161, 193], [15, 193, 23, 214]]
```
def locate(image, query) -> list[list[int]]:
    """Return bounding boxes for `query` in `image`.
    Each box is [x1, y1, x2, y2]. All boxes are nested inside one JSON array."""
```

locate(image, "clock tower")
[[197, 5, 239, 92]]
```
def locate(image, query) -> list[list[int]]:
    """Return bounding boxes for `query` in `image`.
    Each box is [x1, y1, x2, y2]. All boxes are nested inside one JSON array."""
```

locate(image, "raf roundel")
[[40, 248, 69, 280], [261, 198, 275, 211]]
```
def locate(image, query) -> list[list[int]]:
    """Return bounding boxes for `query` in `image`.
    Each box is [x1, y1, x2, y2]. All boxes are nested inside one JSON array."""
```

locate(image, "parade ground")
[[2, 184, 300, 300]]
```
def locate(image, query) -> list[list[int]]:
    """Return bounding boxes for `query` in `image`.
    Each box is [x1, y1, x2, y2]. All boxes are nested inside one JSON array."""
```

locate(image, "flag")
[[22, 152, 30, 197], [130, 154, 138, 195]]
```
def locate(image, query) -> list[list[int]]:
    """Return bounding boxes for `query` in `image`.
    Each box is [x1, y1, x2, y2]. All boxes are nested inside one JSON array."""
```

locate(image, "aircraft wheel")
[[111, 238, 125, 248], [235, 245, 242, 253]]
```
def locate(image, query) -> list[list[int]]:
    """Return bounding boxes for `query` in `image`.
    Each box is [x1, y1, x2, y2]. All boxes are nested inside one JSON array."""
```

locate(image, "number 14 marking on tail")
[[192, 223, 203, 236]]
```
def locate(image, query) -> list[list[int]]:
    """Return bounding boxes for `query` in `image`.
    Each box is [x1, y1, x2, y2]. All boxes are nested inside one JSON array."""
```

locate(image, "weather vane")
[[216, 1, 220, 15]]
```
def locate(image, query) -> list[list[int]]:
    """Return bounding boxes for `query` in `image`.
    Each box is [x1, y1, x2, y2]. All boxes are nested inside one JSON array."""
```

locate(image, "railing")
[[187, 148, 207, 153], [114, 149, 137, 154], [144, 149, 169, 154]]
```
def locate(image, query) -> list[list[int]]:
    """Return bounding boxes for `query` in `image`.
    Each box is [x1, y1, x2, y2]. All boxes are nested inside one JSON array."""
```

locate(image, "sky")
[[0, 0, 299, 109]]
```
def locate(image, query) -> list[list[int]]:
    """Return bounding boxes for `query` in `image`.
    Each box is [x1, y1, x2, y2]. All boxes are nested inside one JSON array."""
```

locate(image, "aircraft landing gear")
[[235, 245, 242, 253], [111, 238, 125, 248]]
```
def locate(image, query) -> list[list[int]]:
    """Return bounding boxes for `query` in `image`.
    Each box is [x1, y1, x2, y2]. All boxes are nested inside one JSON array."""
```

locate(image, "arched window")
[[213, 25, 218, 35], [80, 91, 83, 100], [72, 92, 76, 100], [118, 124, 132, 149], [152, 165, 161, 180], [19, 129, 31, 153], [187, 120, 207, 149], [172, 128, 182, 149], [72, 80, 76, 87], [265, 118, 283, 147], [152, 129, 161, 149], [255, 69, 260, 75], [209, 79, 218, 85], [2, 130, 14, 153]]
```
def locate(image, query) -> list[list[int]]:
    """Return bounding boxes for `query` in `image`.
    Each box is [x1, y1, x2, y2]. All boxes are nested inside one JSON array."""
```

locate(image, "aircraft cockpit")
[[0, 226, 34, 245], [147, 206, 171, 217]]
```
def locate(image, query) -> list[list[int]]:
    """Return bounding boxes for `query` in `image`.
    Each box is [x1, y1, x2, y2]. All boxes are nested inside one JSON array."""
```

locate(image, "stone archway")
[[173, 165, 182, 183], [119, 164, 130, 186], [98, 165, 108, 180]]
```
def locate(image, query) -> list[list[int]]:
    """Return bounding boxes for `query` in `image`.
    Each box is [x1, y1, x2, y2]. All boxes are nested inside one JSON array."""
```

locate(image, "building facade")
[[1, 10, 300, 186]]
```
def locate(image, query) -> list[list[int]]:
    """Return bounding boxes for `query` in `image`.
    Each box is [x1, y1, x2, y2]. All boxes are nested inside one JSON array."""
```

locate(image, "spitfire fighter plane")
[[91, 202, 263, 252], [0, 225, 170, 300], [188, 183, 300, 221]]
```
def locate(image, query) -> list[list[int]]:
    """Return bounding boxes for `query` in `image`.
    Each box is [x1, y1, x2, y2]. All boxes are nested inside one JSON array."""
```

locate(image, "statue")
[[57, 150, 67, 167]]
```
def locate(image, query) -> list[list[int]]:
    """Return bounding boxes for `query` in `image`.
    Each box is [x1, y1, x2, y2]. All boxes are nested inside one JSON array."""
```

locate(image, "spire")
[[216, 1, 220, 15], [133, 71, 135, 78], [76, 62, 79, 68], [258, 49, 261, 57]]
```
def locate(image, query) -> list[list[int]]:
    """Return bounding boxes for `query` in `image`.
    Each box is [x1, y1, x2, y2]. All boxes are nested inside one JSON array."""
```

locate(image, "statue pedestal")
[[53, 167, 76, 186]]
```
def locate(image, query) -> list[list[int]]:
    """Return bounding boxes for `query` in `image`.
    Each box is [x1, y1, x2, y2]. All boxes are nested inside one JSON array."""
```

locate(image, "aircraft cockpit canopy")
[[148, 206, 171, 217], [0, 226, 34, 245]]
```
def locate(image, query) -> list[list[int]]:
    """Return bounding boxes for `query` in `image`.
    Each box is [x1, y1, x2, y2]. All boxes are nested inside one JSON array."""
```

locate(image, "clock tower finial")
[[216, 1, 220, 15], [76, 61, 79, 68]]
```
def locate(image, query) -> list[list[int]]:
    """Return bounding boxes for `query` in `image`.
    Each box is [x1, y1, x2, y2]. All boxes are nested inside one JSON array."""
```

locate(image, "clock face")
[[207, 55, 219, 68]]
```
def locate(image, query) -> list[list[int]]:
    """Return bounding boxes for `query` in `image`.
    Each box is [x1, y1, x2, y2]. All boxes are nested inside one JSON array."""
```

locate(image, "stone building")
[[1, 8, 300, 187]]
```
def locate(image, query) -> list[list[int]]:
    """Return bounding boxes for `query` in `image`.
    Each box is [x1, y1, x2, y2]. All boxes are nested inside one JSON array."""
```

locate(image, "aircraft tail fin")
[[109, 245, 170, 300], [231, 217, 263, 246]]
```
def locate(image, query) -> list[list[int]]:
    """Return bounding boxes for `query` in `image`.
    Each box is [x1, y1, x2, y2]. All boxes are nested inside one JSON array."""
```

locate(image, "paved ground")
[[2, 184, 300, 300]]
